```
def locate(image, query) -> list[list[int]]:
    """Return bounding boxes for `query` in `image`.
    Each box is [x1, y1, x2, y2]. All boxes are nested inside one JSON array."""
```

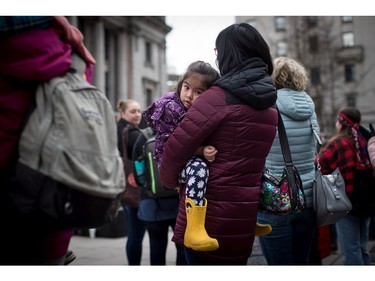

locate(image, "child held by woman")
[[144, 61, 271, 252]]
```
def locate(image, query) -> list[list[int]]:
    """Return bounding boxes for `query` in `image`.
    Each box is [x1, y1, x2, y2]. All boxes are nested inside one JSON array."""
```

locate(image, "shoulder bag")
[[118, 126, 140, 208], [259, 109, 306, 215], [312, 123, 352, 226]]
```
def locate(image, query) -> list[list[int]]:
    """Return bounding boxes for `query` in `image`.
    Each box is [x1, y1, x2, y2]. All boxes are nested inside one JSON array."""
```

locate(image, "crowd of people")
[[1, 16, 374, 266]]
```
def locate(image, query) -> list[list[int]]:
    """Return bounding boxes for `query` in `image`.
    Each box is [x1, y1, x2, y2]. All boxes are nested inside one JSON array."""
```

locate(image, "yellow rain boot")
[[255, 222, 272, 236], [184, 198, 219, 251]]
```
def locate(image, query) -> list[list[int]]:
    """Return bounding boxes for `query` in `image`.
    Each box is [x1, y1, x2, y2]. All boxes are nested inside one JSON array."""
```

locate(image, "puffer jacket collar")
[[213, 57, 277, 109]]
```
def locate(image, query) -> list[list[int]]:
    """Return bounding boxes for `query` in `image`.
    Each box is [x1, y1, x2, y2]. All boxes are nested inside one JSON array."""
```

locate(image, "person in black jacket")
[[116, 99, 147, 265], [132, 130, 187, 265]]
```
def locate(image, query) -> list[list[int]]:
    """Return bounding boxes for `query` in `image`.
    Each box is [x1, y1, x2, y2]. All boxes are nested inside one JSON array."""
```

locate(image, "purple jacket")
[[143, 91, 186, 166]]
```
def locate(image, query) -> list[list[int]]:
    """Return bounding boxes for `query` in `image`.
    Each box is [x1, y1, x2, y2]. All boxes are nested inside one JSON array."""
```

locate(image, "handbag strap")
[[276, 108, 300, 212], [310, 118, 323, 171], [310, 119, 322, 155], [277, 108, 293, 166]]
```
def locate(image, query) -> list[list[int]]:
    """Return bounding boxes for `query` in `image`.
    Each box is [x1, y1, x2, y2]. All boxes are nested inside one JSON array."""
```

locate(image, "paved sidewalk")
[[69, 230, 177, 265], [68, 229, 375, 266]]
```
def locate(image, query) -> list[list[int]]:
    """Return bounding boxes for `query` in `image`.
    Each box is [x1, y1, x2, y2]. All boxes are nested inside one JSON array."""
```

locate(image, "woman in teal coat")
[[258, 57, 320, 265]]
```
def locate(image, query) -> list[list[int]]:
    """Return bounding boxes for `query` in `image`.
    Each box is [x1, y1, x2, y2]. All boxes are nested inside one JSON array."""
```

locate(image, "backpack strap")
[[139, 127, 153, 140], [70, 52, 86, 75], [121, 126, 130, 160], [310, 118, 322, 155], [121, 125, 139, 189]]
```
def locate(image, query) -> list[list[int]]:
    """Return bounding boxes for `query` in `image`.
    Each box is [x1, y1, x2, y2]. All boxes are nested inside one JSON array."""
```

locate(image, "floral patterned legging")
[[178, 156, 209, 206]]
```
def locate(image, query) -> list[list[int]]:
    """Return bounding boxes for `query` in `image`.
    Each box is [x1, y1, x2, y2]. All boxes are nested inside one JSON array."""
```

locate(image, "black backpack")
[[350, 123, 375, 218], [132, 129, 178, 199]]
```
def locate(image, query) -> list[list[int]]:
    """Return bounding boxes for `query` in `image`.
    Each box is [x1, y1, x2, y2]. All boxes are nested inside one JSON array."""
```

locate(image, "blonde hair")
[[272, 57, 309, 91], [117, 99, 137, 113]]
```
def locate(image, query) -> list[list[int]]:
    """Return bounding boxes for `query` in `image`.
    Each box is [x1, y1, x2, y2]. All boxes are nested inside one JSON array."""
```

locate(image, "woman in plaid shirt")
[[317, 107, 373, 265]]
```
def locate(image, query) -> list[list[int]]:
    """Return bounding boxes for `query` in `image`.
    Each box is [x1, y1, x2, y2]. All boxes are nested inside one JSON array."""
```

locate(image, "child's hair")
[[176, 61, 220, 95], [117, 99, 137, 113], [272, 57, 309, 91], [337, 106, 361, 137]]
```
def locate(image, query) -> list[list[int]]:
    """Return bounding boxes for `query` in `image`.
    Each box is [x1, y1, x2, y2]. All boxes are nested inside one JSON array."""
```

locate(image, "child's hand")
[[203, 145, 218, 162]]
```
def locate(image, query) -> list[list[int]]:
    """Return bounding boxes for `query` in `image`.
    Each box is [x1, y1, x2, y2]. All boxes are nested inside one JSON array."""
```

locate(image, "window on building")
[[342, 32, 354, 47], [275, 17, 286, 32], [276, 40, 287, 56], [144, 78, 158, 106], [145, 42, 152, 64], [146, 88, 153, 106], [307, 16, 318, 28], [312, 95, 322, 118], [342, 16, 353, 23], [346, 92, 356, 107], [311, 67, 321, 85], [309, 36, 319, 53], [345, 64, 355, 82]]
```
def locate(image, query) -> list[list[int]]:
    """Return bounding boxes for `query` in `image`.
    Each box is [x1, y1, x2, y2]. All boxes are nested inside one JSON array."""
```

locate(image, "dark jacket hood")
[[214, 58, 277, 110]]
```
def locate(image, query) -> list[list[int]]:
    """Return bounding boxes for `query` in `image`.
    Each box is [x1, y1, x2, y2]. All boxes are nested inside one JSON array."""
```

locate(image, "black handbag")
[[259, 109, 306, 215]]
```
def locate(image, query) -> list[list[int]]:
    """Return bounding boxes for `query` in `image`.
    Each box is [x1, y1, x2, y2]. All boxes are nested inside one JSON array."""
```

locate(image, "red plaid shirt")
[[317, 136, 356, 195]]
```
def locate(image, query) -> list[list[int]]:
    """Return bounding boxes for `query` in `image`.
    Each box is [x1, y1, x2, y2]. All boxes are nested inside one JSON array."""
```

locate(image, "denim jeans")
[[145, 219, 187, 265], [122, 204, 146, 265], [258, 207, 316, 265], [336, 213, 371, 265]]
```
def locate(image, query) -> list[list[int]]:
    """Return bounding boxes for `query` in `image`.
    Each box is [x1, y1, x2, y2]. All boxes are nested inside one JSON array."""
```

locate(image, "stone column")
[[117, 32, 128, 101], [94, 21, 105, 93]]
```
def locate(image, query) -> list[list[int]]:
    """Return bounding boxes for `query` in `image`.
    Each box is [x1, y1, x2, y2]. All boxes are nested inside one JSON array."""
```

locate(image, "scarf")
[[337, 112, 372, 170]]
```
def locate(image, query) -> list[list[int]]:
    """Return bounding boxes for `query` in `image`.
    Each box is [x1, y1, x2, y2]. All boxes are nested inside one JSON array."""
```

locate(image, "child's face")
[[335, 120, 342, 132], [180, 74, 207, 109]]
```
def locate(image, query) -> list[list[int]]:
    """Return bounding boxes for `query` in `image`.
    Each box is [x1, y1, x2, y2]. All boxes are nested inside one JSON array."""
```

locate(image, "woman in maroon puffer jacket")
[[159, 23, 278, 265]]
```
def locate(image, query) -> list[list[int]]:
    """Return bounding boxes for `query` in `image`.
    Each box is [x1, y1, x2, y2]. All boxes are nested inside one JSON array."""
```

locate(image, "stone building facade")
[[67, 16, 172, 111], [236, 16, 375, 135]]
